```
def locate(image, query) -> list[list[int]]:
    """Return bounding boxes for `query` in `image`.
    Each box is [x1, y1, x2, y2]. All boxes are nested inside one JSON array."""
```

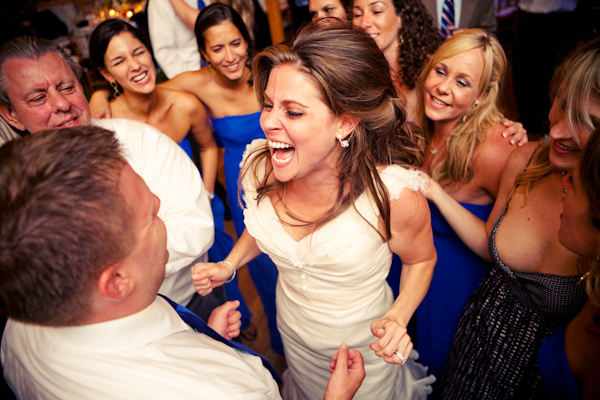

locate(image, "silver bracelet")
[[218, 260, 236, 283]]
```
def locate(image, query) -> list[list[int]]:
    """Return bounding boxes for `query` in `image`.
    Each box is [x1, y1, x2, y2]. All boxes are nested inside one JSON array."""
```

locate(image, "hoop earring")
[[110, 81, 121, 98], [337, 134, 349, 148]]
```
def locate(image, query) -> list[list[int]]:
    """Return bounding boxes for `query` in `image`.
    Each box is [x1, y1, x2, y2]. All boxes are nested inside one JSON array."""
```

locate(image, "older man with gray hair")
[[0, 36, 224, 320]]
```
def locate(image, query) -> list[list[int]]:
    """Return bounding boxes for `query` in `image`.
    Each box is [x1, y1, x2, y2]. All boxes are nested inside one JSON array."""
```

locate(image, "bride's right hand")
[[190, 262, 232, 295]]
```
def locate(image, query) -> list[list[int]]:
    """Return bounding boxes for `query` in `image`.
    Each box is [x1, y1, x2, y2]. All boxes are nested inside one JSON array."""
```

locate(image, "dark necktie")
[[159, 295, 281, 383], [440, 0, 455, 39]]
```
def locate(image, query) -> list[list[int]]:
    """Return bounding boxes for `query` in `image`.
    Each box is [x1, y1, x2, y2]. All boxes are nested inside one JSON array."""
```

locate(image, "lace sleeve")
[[379, 165, 429, 201]]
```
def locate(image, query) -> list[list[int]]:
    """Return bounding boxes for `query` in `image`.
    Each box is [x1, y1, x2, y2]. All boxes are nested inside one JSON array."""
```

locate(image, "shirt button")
[[302, 285, 307, 290], [301, 274, 306, 279]]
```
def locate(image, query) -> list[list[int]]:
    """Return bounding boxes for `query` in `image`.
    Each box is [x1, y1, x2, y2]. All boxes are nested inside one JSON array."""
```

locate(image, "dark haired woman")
[[191, 20, 436, 399]]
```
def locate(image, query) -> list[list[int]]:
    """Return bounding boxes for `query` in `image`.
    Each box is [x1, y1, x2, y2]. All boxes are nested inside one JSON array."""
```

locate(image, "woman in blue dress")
[[88, 5, 282, 352], [410, 30, 519, 382], [160, 3, 283, 352], [88, 18, 246, 327]]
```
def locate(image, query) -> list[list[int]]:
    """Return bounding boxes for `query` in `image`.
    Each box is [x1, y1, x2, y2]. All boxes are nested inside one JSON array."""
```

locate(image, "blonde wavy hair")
[[416, 29, 506, 184]]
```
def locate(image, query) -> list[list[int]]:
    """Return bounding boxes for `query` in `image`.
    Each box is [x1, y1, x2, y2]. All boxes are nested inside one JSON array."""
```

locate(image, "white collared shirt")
[[93, 118, 214, 305], [1, 297, 281, 399]]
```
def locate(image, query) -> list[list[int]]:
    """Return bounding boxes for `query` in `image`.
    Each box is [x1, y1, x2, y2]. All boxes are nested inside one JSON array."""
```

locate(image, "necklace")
[[430, 146, 438, 155]]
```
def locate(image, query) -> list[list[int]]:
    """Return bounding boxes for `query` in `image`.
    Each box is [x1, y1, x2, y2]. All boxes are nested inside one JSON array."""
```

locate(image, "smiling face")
[[423, 47, 484, 129], [0, 52, 91, 132], [352, 0, 401, 59], [548, 95, 600, 173], [310, 0, 347, 21], [559, 166, 600, 258], [100, 32, 155, 95], [260, 64, 348, 183], [201, 20, 248, 82]]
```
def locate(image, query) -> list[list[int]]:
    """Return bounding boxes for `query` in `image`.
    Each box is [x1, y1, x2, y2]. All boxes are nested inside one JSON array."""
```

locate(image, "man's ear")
[[97, 264, 136, 301], [0, 104, 26, 131]]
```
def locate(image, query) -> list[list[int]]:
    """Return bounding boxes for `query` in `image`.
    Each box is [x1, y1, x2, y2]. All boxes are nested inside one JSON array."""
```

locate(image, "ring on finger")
[[393, 350, 406, 364]]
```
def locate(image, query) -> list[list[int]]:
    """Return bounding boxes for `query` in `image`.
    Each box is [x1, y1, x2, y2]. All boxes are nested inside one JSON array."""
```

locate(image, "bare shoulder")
[[502, 141, 540, 179], [389, 187, 430, 228], [477, 121, 518, 169], [163, 69, 211, 97]]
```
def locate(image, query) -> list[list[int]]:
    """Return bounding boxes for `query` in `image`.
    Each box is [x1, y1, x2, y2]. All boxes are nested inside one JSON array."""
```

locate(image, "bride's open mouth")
[[268, 140, 295, 166]]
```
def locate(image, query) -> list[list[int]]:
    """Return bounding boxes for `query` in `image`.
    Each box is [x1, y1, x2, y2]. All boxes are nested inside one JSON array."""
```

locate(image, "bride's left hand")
[[369, 317, 413, 365]]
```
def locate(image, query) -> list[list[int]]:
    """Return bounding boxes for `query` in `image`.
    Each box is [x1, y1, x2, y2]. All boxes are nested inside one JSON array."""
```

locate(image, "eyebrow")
[[263, 93, 307, 108]]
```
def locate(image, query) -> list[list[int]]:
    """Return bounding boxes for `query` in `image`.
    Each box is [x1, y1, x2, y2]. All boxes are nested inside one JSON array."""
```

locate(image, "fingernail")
[[502, 133, 507, 138], [510, 140, 514, 145]]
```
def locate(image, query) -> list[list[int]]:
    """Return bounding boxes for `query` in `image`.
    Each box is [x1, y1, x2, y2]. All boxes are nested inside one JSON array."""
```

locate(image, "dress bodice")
[[489, 199, 587, 325], [241, 139, 433, 399], [211, 112, 264, 151]]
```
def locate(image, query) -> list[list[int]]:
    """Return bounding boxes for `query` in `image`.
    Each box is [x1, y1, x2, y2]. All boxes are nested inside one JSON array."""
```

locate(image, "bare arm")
[[191, 229, 263, 295], [168, 0, 200, 31], [370, 189, 437, 364], [89, 90, 112, 119], [187, 97, 217, 194], [425, 179, 491, 260]]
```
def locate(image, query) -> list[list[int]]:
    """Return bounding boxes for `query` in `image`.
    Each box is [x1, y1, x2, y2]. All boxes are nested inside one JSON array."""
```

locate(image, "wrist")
[[218, 260, 236, 283]]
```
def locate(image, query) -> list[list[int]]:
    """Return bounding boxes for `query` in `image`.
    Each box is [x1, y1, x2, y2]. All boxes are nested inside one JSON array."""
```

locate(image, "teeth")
[[226, 63, 239, 70], [268, 140, 292, 149], [132, 72, 147, 82], [555, 141, 576, 151], [432, 96, 447, 106]]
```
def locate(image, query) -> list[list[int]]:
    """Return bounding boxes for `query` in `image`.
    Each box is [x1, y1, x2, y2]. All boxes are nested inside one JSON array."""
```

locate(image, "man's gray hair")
[[0, 36, 83, 107]]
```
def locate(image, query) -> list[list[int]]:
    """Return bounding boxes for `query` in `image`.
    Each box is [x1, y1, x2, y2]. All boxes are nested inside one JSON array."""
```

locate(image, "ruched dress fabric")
[[439, 198, 588, 399], [242, 139, 435, 400], [211, 113, 283, 353]]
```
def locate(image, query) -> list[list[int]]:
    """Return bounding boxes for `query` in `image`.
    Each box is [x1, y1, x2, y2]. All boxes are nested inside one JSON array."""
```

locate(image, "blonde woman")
[[404, 29, 516, 380], [427, 38, 600, 398]]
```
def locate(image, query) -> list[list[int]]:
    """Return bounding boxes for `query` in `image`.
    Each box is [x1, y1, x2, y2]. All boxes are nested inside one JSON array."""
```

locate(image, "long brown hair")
[[245, 19, 424, 240]]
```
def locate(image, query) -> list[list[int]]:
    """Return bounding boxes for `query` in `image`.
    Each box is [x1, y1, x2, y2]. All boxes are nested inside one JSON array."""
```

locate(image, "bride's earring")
[[337, 134, 349, 148]]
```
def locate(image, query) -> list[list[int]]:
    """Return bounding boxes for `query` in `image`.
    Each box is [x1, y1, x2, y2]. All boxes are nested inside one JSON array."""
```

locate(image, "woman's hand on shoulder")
[[501, 118, 528, 146]]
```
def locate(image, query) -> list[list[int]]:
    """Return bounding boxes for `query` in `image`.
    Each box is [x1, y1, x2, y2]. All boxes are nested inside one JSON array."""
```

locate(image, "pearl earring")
[[337, 134, 349, 148]]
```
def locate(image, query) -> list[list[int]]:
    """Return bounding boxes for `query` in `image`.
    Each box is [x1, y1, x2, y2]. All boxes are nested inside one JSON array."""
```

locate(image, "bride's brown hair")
[[243, 19, 424, 240]]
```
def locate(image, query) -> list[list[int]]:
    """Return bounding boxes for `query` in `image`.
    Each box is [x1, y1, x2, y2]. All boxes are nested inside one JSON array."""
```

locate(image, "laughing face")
[[100, 31, 156, 95], [352, 0, 401, 60], [201, 20, 249, 82], [548, 95, 600, 173], [423, 47, 484, 130], [260, 64, 349, 183], [0, 52, 91, 133]]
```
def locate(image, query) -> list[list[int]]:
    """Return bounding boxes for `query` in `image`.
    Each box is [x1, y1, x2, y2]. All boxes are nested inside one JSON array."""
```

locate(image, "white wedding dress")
[[242, 140, 435, 399]]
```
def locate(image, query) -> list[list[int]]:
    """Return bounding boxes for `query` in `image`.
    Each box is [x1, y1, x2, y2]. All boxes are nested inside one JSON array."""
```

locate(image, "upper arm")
[[184, 94, 214, 147], [387, 189, 436, 265]]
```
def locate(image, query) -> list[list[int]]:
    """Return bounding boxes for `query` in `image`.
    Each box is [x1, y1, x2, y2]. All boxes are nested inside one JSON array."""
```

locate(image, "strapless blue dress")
[[211, 113, 283, 353]]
